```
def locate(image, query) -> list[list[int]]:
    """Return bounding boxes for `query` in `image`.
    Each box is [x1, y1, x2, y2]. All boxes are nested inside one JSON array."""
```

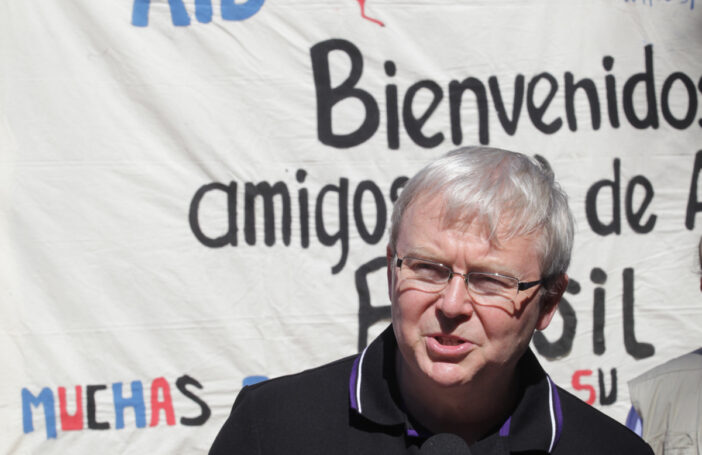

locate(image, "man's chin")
[[425, 362, 476, 388]]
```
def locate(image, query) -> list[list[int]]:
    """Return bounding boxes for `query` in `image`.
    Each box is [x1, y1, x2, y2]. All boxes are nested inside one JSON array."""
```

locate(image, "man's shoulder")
[[554, 386, 653, 454], [235, 353, 357, 410], [210, 354, 362, 454], [247, 353, 356, 389]]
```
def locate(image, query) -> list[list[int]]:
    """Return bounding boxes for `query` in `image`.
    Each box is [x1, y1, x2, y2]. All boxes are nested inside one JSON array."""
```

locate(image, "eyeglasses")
[[394, 255, 543, 312]]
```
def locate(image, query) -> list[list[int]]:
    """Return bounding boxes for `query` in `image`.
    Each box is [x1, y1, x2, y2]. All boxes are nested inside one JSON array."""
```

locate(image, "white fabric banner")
[[1, 0, 701, 453]]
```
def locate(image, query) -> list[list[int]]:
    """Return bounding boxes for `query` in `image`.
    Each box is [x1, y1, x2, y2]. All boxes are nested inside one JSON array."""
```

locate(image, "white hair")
[[389, 146, 574, 292]]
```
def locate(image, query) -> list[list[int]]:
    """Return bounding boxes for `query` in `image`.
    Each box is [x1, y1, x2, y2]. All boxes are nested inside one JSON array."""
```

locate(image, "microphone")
[[420, 433, 472, 454]]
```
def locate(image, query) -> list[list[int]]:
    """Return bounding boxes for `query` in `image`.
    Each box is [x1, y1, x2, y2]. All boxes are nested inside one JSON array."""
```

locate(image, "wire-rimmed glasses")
[[395, 255, 543, 313]]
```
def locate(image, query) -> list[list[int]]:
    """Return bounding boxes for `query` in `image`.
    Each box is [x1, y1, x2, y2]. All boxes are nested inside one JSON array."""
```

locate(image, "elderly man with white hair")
[[211, 147, 652, 454]]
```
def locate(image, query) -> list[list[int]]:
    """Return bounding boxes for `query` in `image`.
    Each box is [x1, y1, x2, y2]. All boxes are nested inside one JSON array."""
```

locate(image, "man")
[[210, 147, 652, 454], [626, 237, 702, 455]]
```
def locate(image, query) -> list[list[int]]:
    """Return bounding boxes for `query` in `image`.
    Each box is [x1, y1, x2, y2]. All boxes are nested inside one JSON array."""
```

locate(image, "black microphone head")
[[420, 433, 471, 455]]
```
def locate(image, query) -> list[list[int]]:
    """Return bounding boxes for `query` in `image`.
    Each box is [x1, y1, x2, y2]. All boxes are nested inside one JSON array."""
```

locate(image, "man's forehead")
[[402, 194, 531, 243], [399, 195, 546, 262]]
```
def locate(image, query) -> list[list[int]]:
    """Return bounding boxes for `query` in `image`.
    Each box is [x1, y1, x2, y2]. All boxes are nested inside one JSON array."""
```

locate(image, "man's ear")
[[536, 274, 568, 331], [386, 245, 394, 301]]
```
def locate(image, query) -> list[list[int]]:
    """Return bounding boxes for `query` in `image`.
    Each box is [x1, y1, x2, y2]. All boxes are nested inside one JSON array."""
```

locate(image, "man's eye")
[[471, 275, 511, 291], [411, 262, 445, 277]]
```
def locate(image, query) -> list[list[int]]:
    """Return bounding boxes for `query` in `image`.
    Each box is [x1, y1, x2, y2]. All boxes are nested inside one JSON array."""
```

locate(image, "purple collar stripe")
[[499, 416, 511, 437], [406, 428, 420, 437], [349, 346, 370, 414], [546, 376, 563, 452], [349, 355, 361, 411], [550, 376, 563, 449]]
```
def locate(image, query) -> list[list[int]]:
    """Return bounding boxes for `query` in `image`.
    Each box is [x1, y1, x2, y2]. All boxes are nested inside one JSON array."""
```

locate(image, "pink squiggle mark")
[[357, 0, 385, 26]]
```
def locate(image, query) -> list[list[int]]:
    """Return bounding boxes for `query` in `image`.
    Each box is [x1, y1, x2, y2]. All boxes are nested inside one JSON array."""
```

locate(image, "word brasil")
[[355, 257, 654, 360], [311, 40, 701, 149], [22, 375, 210, 440]]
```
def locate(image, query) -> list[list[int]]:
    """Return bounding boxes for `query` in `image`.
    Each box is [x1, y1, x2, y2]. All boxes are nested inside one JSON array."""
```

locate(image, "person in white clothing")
[[627, 236, 702, 455]]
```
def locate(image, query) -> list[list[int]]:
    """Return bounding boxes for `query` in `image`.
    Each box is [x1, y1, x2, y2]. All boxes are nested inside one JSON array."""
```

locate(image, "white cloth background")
[[1, 1, 701, 453]]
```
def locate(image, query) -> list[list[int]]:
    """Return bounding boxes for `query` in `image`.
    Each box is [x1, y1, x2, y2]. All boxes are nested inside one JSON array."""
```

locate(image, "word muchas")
[[311, 40, 701, 149], [22, 375, 210, 440]]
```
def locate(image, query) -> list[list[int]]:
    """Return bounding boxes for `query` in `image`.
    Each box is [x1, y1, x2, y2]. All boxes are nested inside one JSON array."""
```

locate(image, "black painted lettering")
[[532, 279, 580, 360], [661, 72, 698, 129], [622, 268, 654, 359], [591, 268, 607, 355], [488, 75, 524, 135], [310, 39, 379, 148], [244, 181, 291, 246], [526, 72, 562, 134], [565, 72, 601, 131], [586, 159, 621, 236], [176, 375, 211, 426], [403, 80, 444, 148], [315, 179, 349, 274], [296, 170, 309, 248], [603, 56, 620, 128], [189, 182, 238, 247], [598, 368, 617, 405], [449, 77, 489, 145], [390, 176, 408, 203], [625, 175, 657, 233], [385, 61, 399, 149], [685, 150, 702, 230], [353, 181, 386, 244], [87, 385, 110, 430], [623, 45, 659, 129], [355, 256, 391, 350]]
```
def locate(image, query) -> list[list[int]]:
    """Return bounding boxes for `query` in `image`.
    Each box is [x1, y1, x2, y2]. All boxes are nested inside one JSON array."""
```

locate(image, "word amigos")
[[22, 375, 210, 440], [189, 169, 407, 274], [311, 40, 701, 149], [131, 0, 264, 27]]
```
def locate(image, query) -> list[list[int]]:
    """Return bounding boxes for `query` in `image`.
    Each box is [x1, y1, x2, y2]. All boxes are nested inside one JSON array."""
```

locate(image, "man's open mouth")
[[434, 336, 466, 346]]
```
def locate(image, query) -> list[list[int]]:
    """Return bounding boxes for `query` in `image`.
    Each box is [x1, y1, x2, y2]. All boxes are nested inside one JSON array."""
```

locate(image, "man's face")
[[389, 195, 562, 390]]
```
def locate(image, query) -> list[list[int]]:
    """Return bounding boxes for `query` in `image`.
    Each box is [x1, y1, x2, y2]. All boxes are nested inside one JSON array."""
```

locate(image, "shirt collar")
[[501, 349, 564, 452], [349, 325, 406, 427], [348, 325, 564, 452]]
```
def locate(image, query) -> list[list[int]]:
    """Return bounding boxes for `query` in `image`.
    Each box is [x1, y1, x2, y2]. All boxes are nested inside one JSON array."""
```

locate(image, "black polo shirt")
[[210, 325, 652, 454]]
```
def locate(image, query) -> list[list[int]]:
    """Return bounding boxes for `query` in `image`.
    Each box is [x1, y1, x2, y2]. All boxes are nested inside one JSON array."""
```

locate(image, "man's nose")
[[436, 274, 474, 318]]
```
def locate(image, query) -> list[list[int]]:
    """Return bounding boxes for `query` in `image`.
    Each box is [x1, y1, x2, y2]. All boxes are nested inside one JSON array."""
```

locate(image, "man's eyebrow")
[[402, 247, 442, 261], [467, 260, 522, 278], [403, 248, 525, 277]]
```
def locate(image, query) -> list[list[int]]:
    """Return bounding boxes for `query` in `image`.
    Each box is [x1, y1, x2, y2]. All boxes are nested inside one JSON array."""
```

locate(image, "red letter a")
[[150, 377, 175, 426]]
